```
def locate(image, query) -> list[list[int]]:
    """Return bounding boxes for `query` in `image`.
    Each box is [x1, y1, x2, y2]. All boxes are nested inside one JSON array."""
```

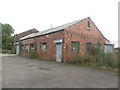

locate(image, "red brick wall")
[[20, 38, 35, 56], [21, 38, 35, 45], [62, 18, 105, 62], [15, 28, 38, 38], [20, 17, 107, 62], [13, 28, 38, 53], [35, 31, 64, 61]]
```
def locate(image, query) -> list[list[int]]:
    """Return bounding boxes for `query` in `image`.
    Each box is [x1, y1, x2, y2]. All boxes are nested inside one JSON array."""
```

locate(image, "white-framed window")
[[40, 43, 47, 52]]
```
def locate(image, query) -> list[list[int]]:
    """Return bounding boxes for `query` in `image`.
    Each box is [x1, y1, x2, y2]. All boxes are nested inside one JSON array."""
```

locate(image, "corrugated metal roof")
[[20, 19, 82, 40], [20, 33, 36, 40]]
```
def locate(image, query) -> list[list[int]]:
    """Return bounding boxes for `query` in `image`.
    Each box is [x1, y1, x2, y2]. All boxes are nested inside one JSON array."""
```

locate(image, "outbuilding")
[[19, 17, 114, 62], [13, 28, 38, 55]]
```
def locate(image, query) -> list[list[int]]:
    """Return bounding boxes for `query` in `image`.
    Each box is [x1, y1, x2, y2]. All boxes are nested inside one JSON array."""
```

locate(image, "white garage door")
[[16, 45, 20, 55], [56, 43, 62, 62]]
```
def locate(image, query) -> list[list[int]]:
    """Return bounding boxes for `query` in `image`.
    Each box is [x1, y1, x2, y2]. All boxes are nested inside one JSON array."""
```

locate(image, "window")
[[71, 42, 80, 53], [87, 21, 90, 29], [25, 45, 29, 51], [30, 44, 35, 51], [40, 43, 47, 51], [86, 43, 92, 53]]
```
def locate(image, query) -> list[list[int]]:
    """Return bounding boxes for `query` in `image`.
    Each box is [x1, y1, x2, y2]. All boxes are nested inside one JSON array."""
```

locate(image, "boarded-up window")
[[71, 42, 80, 53], [86, 43, 92, 53], [40, 43, 47, 52]]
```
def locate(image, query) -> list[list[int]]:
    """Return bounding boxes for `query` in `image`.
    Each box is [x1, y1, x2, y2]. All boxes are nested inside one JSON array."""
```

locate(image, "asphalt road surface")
[[2, 55, 118, 88]]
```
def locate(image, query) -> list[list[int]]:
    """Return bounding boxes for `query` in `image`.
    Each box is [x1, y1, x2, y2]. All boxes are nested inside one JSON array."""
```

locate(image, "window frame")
[[86, 43, 92, 53], [71, 41, 80, 53], [25, 44, 29, 51], [30, 44, 35, 51], [40, 43, 47, 52], [87, 21, 90, 30]]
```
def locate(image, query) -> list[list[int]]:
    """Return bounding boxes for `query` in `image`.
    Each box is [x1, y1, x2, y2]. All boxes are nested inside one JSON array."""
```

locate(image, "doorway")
[[56, 43, 62, 62]]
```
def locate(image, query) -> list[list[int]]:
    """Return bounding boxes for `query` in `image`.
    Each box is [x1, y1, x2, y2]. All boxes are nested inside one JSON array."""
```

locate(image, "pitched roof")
[[20, 18, 83, 40], [20, 17, 109, 41], [14, 28, 38, 38], [20, 33, 36, 40]]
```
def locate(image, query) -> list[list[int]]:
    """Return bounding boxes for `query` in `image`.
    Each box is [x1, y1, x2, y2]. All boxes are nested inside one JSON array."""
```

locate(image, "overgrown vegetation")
[[24, 44, 119, 73], [103, 53, 118, 68], [2, 49, 12, 54], [28, 51, 36, 58], [67, 47, 118, 73]]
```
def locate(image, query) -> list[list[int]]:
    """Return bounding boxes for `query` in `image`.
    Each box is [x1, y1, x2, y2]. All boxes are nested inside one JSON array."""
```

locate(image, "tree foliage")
[[1, 23, 14, 50]]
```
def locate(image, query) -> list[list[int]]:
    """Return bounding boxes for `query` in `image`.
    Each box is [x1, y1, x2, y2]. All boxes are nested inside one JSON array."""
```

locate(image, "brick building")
[[19, 17, 113, 62], [13, 28, 38, 54]]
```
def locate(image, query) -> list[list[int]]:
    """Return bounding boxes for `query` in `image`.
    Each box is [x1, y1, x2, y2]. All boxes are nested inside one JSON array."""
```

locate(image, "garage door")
[[56, 43, 62, 62], [16, 45, 20, 55]]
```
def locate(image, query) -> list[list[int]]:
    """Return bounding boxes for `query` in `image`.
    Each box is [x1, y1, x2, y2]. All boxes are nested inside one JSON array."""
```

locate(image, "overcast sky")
[[0, 0, 119, 47]]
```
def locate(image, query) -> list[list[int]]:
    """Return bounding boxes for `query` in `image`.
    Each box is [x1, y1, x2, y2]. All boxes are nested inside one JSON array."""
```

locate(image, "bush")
[[65, 45, 118, 72], [82, 54, 97, 66], [2, 49, 12, 54], [103, 53, 118, 68], [91, 48, 98, 55], [28, 51, 36, 58], [68, 54, 98, 66]]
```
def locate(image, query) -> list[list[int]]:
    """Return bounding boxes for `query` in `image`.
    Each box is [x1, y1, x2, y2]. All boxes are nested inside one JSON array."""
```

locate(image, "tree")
[[1, 23, 14, 50]]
